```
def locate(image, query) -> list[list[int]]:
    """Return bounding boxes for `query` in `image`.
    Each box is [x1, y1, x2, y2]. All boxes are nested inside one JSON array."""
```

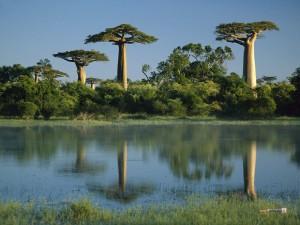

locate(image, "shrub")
[[248, 86, 276, 118], [271, 82, 295, 116], [152, 100, 168, 114], [96, 82, 125, 107], [17, 101, 38, 119], [166, 98, 186, 116], [100, 105, 120, 120], [124, 84, 158, 113]]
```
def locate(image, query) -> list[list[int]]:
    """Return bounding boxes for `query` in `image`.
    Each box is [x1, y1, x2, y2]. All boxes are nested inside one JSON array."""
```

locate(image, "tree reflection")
[[0, 124, 300, 193], [87, 141, 153, 203], [58, 140, 106, 175], [243, 141, 257, 200], [118, 141, 127, 194]]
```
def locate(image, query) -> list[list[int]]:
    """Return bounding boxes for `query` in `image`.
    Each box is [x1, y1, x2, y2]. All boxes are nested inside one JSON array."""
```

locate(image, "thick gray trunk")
[[243, 34, 257, 89], [34, 73, 39, 84], [117, 43, 128, 90], [243, 46, 248, 81], [247, 42, 256, 88], [117, 44, 123, 82], [76, 64, 86, 85], [243, 141, 257, 200]]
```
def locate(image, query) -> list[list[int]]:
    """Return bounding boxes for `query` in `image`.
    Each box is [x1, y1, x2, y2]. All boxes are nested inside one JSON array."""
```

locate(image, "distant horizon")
[[0, 0, 299, 82]]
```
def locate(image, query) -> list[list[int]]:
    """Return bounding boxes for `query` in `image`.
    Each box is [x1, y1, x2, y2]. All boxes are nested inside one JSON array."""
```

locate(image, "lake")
[[0, 123, 299, 208]]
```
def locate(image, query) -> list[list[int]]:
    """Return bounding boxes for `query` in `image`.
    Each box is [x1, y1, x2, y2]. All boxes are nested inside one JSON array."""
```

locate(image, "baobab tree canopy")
[[85, 24, 158, 44], [86, 77, 101, 84], [53, 50, 108, 66], [215, 21, 279, 45]]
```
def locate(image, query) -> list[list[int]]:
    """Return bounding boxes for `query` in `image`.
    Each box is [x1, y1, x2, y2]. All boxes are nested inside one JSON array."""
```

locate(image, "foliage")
[[271, 82, 295, 115], [0, 64, 31, 83], [248, 85, 276, 117], [53, 50, 108, 66], [62, 82, 98, 115], [158, 81, 220, 116], [0, 50, 299, 119], [124, 83, 158, 113], [31, 58, 68, 81], [215, 74, 255, 117], [148, 43, 233, 84], [36, 79, 62, 119], [289, 67, 300, 115], [16, 101, 38, 119], [85, 24, 158, 44], [215, 21, 279, 45]]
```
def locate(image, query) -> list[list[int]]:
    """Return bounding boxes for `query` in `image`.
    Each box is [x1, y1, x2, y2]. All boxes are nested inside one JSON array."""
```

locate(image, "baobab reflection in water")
[[0, 124, 299, 208]]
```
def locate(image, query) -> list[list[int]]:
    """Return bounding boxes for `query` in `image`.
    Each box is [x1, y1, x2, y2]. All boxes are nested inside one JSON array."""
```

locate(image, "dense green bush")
[[271, 82, 295, 115], [124, 83, 157, 113], [216, 74, 255, 117], [17, 101, 38, 118], [247, 85, 276, 118], [96, 82, 126, 110]]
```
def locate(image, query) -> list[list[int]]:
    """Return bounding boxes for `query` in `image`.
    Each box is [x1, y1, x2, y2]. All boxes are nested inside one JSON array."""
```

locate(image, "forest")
[[0, 23, 299, 120]]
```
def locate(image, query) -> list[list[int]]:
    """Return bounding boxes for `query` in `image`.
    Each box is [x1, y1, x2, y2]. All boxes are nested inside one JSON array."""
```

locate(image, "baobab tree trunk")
[[118, 141, 127, 194], [76, 64, 87, 85], [243, 141, 257, 200], [117, 43, 128, 90], [243, 34, 257, 89], [34, 73, 39, 83], [117, 44, 123, 82]]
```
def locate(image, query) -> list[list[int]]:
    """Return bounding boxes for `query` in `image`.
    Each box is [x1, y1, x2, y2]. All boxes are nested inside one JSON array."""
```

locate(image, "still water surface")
[[0, 124, 299, 208]]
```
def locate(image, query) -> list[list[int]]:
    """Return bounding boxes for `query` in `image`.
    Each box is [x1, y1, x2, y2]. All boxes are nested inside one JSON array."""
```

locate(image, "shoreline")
[[0, 116, 300, 127]]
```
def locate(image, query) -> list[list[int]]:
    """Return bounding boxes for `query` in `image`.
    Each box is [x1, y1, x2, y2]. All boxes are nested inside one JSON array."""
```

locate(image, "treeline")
[[0, 44, 299, 119]]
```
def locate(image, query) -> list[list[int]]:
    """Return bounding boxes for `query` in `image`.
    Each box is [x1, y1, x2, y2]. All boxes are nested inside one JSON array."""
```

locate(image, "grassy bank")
[[0, 115, 300, 127], [0, 196, 299, 225]]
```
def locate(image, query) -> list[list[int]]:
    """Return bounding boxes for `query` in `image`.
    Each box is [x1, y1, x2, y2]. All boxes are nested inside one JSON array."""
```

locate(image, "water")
[[0, 124, 299, 208]]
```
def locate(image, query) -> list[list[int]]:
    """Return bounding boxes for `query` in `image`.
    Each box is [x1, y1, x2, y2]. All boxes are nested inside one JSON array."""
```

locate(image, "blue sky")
[[0, 0, 299, 81]]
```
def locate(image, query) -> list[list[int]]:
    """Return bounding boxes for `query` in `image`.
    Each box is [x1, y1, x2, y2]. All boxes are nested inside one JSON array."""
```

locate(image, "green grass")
[[0, 196, 299, 225], [0, 115, 300, 127]]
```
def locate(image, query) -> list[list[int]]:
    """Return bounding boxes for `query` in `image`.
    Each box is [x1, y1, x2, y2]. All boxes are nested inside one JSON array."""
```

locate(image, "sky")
[[0, 0, 299, 82]]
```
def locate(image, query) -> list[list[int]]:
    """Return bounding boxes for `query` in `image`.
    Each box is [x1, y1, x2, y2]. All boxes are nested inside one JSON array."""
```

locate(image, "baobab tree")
[[53, 50, 108, 84], [215, 21, 278, 88], [86, 77, 101, 90], [85, 24, 157, 90]]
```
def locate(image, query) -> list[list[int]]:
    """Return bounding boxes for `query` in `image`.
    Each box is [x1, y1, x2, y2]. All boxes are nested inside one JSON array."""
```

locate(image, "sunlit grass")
[[0, 196, 299, 225]]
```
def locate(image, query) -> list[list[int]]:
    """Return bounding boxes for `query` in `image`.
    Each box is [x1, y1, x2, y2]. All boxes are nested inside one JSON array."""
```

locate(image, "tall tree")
[[29, 58, 67, 83], [147, 44, 233, 85], [289, 67, 300, 115], [85, 24, 157, 90], [215, 21, 278, 88], [86, 77, 101, 90], [53, 50, 108, 84], [0, 64, 31, 83]]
